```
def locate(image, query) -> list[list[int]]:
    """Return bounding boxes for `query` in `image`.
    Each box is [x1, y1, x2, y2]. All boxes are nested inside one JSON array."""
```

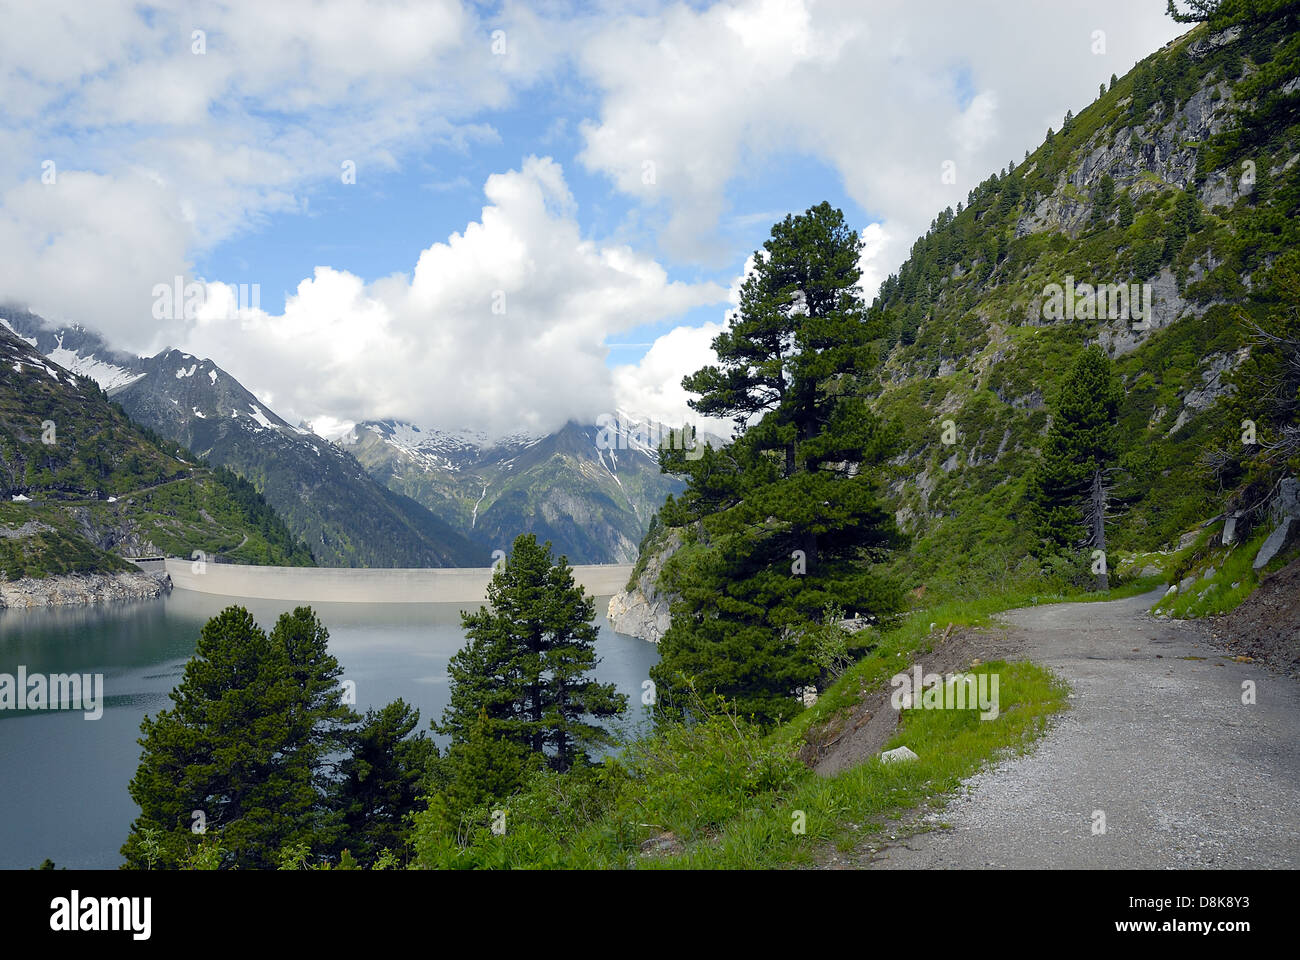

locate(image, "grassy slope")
[[409, 583, 1110, 869]]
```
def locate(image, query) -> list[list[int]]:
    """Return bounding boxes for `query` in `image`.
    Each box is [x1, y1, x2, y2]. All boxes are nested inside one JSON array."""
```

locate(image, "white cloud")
[[612, 252, 763, 435], [856, 222, 892, 303], [181, 157, 727, 438], [0, 0, 1190, 439], [576, 0, 1185, 273], [0, 171, 193, 356], [0, 0, 554, 339], [612, 321, 731, 436]]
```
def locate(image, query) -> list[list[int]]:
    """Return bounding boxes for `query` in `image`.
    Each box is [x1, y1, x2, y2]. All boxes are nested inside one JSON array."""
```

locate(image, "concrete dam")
[[162, 559, 635, 604]]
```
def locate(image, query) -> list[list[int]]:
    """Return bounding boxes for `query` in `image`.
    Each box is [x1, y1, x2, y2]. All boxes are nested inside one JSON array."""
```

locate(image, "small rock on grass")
[[881, 746, 919, 764]]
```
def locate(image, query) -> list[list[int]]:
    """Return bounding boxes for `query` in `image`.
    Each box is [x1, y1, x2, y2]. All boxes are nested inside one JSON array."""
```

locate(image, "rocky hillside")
[[3, 305, 703, 566], [343, 414, 718, 563], [862, 5, 1300, 594], [0, 323, 312, 579], [107, 348, 484, 568]]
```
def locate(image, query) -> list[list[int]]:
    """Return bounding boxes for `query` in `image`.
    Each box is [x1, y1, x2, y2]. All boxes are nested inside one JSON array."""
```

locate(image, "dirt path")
[[864, 589, 1300, 869]]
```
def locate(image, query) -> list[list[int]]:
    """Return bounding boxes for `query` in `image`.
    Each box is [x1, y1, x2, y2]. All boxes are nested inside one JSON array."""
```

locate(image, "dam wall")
[[164, 559, 635, 604]]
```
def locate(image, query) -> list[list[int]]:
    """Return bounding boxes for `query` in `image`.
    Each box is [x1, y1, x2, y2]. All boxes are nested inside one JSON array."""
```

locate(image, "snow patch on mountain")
[[0, 318, 37, 347], [46, 345, 145, 392], [247, 405, 275, 430]]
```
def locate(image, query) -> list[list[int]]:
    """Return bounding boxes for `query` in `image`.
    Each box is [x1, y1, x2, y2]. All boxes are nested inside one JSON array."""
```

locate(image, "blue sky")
[[192, 80, 870, 372], [0, 0, 1185, 438]]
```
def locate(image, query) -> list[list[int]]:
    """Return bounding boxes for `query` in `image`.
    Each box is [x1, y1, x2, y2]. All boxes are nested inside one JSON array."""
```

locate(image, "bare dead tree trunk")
[[1091, 468, 1109, 591]]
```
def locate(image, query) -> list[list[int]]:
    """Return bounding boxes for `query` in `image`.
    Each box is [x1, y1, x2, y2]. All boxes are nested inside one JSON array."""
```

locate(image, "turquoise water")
[[0, 589, 658, 869]]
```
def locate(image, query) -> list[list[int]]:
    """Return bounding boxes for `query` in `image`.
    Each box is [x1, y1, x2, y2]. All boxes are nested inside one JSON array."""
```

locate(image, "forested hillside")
[[0, 325, 312, 577]]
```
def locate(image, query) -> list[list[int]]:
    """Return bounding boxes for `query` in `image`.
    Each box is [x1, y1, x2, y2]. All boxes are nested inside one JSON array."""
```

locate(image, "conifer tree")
[[1116, 190, 1135, 229], [652, 202, 905, 724], [123, 606, 357, 868], [1027, 346, 1123, 588], [1215, 250, 1300, 495], [273, 606, 357, 847], [333, 698, 436, 865], [438, 534, 626, 772]]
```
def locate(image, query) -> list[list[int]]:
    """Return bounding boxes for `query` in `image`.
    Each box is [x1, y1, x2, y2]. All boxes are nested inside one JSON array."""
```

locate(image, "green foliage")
[[806, 603, 857, 683], [123, 606, 361, 869], [332, 698, 437, 866], [1153, 523, 1284, 617], [0, 328, 314, 575], [410, 596, 1070, 869], [0, 521, 133, 580], [653, 203, 906, 725], [439, 533, 627, 772], [1027, 346, 1122, 556], [1213, 251, 1300, 500]]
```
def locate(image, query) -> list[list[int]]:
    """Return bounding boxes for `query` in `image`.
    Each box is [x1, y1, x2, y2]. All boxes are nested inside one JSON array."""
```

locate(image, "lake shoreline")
[[0, 569, 169, 609]]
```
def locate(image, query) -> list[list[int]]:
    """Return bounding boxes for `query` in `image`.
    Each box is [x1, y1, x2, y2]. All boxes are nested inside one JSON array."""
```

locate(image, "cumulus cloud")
[[181, 157, 727, 438], [0, 0, 1189, 437], [0, 0, 555, 341], [576, 0, 1184, 274]]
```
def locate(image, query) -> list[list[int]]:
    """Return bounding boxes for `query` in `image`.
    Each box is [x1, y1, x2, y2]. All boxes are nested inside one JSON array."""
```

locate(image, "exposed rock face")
[[0, 570, 169, 608], [607, 532, 681, 643], [1276, 477, 1300, 520], [1253, 519, 1294, 571]]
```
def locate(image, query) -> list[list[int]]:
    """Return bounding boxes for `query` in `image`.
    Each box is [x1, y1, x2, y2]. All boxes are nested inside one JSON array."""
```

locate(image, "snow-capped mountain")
[[342, 412, 726, 563], [3, 304, 725, 566], [1, 307, 483, 568], [0, 306, 146, 393], [108, 349, 485, 568]]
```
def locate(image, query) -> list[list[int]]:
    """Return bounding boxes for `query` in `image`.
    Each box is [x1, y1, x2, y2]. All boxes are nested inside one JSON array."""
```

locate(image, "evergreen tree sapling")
[[438, 534, 627, 773]]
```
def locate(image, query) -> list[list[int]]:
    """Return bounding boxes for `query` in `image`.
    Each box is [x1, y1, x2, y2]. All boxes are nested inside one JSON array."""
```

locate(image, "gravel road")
[[869, 589, 1300, 869]]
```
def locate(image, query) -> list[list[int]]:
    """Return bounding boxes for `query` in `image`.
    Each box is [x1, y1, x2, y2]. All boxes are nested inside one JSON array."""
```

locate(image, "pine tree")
[[1092, 174, 1116, 224], [332, 698, 436, 865], [1166, 0, 1224, 23], [437, 710, 535, 820], [272, 606, 357, 848], [123, 606, 356, 869], [1027, 346, 1123, 588], [652, 202, 905, 725], [438, 534, 627, 772], [1116, 190, 1135, 229]]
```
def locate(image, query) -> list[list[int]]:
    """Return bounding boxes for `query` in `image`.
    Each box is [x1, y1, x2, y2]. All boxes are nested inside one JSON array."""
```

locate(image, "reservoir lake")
[[0, 590, 659, 869]]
